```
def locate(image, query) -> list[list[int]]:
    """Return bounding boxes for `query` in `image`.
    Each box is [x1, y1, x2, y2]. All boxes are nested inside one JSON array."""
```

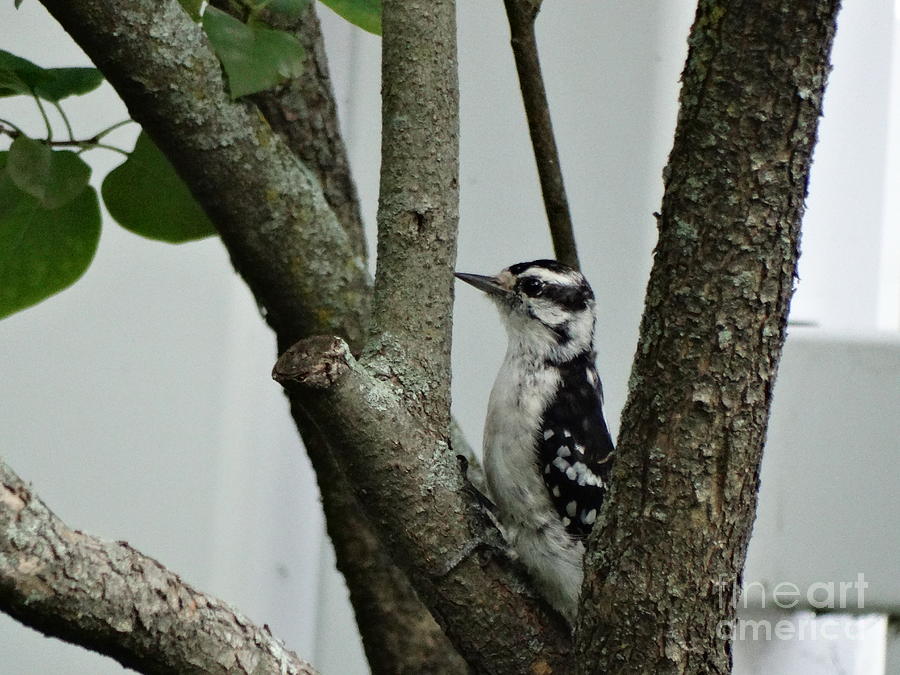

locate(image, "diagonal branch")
[[29, 1, 488, 671], [29, 0, 565, 670], [291, 411, 469, 674], [0, 458, 316, 675], [231, 1, 368, 261], [39, 0, 370, 350], [269, 3, 574, 670], [503, 0, 579, 270]]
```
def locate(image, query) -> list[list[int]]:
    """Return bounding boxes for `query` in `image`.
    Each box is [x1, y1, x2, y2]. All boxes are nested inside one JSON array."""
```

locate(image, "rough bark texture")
[[276, 338, 572, 675], [293, 411, 470, 675], [269, 6, 572, 672], [29, 1, 468, 672], [0, 459, 316, 675], [234, 5, 468, 670], [7, 0, 844, 672], [246, 3, 367, 261], [575, 2, 841, 673], [503, 0, 579, 270], [369, 0, 461, 428]]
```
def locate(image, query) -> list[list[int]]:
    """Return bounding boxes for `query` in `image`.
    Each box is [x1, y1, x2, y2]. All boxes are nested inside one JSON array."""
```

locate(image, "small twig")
[[77, 141, 129, 156], [0, 124, 128, 155], [503, 0, 580, 271]]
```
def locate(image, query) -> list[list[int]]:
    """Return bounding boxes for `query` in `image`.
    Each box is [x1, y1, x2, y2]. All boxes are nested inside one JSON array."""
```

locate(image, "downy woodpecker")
[[455, 259, 615, 622]]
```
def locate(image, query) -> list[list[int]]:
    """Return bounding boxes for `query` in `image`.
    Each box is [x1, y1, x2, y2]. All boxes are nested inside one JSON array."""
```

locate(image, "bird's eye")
[[520, 278, 544, 297]]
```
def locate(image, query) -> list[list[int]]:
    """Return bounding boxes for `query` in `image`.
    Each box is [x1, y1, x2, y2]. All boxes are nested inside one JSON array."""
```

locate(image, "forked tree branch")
[[223, 4, 466, 669], [503, 0, 579, 270], [0, 459, 316, 675]]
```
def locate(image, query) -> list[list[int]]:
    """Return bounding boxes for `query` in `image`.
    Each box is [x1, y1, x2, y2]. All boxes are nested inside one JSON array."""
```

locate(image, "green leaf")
[[6, 136, 91, 209], [178, 0, 204, 21], [0, 50, 103, 101], [14, 0, 26, 8], [318, 0, 381, 35], [0, 51, 40, 97], [34, 68, 104, 102], [202, 7, 305, 99], [0, 153, 101, 319], [6, 136, 51, 197], [101, 131, 217, 243]]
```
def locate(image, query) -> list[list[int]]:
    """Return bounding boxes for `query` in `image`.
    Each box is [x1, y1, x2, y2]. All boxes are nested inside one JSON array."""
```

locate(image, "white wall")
[[0, 1, 897, 673]]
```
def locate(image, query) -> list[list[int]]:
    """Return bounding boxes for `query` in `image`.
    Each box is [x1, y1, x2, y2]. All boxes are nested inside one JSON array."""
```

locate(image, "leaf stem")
[[93, 119, 134, 141], [53, 101, 76, 141], [0, 117, 26, 136], [32, 94, 53, 141], [79, 142, 130, 156]]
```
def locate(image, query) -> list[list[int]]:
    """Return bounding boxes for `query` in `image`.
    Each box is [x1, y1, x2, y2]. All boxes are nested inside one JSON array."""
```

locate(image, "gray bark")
[[274, 337, 571, 675], [233, 5, 469, 670], [0, 459, 316, 675], [238, 2, 368, 261], [275, 5, 574, 673], [575, 1, 841, 673], [31, 1, 468, 671]]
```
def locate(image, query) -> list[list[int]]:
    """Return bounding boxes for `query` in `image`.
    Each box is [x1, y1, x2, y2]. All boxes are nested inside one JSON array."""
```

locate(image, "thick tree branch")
[[291, 414, 469, 675], [270, 3, 572, 670], [241, 2, 368, 261], [576, 1, 841, 672], [39, 0, 369, 350], [29, 2, 472, 671], [369, 0, 460, 428], [0, 459, 315, 675], [274, 337, 572, 674], [228, 5, 466, 670], [503, 0, 579, 270]]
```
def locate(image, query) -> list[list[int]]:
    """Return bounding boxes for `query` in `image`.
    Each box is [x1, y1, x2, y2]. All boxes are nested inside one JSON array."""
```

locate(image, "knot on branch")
[[272, 335, 352, 390]]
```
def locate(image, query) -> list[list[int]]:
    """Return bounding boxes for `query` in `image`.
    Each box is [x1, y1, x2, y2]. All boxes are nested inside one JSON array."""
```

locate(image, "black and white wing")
[[537, 353, 615, 538]]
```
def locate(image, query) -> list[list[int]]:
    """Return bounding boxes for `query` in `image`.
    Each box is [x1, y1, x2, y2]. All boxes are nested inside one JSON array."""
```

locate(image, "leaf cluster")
[[0, 51, 215, 318], [0, 0, 382, 319]]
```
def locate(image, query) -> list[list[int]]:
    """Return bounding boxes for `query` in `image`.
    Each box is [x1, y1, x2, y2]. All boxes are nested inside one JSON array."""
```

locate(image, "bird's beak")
[[454, 272, 510, 298]]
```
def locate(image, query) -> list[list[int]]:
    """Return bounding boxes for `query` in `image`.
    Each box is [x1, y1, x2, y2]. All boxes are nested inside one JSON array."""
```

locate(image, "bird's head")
[[455, 259, 596, 362]]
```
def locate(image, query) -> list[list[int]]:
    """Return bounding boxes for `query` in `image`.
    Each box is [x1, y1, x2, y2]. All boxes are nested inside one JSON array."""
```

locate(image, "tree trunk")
[[576, 1, 841, 672]]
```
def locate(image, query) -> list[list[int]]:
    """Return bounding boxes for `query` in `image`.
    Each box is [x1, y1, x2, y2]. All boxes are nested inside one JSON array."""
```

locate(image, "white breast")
[[482, 351, 559, 530], [482, 348, 586, 621]]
